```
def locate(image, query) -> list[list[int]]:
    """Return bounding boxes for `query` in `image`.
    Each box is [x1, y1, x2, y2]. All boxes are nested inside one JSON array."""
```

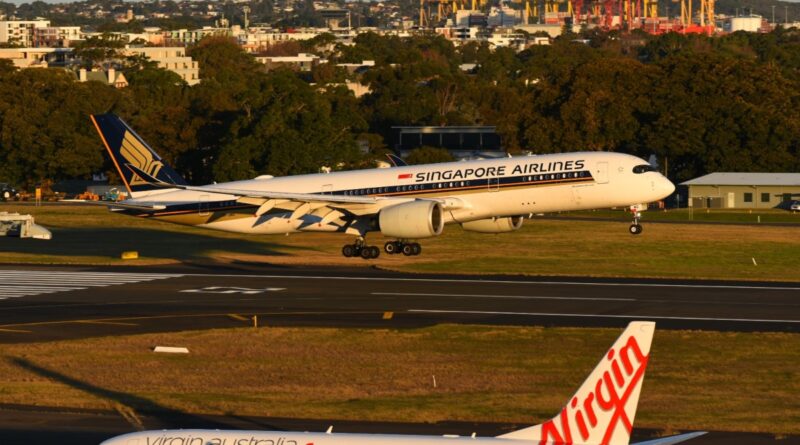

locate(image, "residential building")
[[33, 26, 81, 47], [0, 20, 50, 46], [255, 53, 324, 71], [123, 46, 200, 85], [0, 47, 73, 68], [75, 67, 129, 88], [681, 173, 800, 209]]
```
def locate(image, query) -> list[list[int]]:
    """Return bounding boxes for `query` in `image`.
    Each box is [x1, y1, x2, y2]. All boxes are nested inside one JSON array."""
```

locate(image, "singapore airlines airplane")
[[99, 322, 706, 445], [88, 114, 675, 259]]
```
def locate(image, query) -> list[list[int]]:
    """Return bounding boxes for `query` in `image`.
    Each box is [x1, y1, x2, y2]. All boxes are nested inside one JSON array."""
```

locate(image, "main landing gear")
[[342, 238, 380, 259], [341, 238, 423, 259], [384, 241, 421, 256]]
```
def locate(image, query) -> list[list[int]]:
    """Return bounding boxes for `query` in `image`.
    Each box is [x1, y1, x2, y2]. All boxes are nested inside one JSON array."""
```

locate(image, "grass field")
[[559, 208, 800, 224], [0, 325, 797, 435], [1, 204, 799, 281]]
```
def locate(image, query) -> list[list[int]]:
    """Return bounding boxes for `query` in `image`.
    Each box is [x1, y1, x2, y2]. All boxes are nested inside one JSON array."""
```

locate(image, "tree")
[[405, 147, 454, 165]]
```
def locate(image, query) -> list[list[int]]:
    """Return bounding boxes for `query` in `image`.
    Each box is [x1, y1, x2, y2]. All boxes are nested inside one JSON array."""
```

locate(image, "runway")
[[0, 264, 799, 342]]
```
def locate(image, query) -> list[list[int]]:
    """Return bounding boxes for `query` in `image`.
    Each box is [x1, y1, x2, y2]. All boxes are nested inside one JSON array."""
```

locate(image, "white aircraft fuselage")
[[121, 152, 674, 235]]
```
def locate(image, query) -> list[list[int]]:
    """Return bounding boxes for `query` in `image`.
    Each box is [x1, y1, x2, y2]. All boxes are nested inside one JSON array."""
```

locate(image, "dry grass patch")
[[0, 325, 798, 434]]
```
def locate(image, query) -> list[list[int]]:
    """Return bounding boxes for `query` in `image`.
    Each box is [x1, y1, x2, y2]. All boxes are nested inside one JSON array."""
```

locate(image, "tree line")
[[1, 29, 800, 190]]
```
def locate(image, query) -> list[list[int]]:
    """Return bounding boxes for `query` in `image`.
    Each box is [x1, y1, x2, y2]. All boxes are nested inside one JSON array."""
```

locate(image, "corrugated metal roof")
[[681, 172, 800, 186]]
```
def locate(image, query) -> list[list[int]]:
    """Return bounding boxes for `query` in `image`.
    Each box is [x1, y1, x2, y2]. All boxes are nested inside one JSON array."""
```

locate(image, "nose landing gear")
[[629, 205, 644, 235]]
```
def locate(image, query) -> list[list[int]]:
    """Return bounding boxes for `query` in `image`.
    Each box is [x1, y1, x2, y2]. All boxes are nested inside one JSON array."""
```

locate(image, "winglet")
[[498, 321, 655, 445]]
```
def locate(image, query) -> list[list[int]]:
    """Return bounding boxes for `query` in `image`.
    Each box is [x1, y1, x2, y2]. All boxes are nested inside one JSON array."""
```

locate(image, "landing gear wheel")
[[342, 245, 355, 257], [369, 246, 380, 258], [385, 242, 398, 254], [402, 244, 414, 256], [410, 243, 421, 255], [629, 224, 643, 235], [360, 247, 372, 259]]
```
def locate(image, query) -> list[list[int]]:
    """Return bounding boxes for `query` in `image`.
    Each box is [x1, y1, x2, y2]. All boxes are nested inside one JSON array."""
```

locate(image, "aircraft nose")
[[661, 176, 675, 197]]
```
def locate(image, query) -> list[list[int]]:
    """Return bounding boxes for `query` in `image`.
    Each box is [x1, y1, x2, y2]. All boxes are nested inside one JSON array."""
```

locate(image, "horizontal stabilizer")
[[633, 432, 707, 445], [61, 199, 166, 211]]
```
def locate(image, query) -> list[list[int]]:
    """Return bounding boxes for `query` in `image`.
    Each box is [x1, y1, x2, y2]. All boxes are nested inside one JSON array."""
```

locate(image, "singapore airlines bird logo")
[[120, 131, 163, 185]]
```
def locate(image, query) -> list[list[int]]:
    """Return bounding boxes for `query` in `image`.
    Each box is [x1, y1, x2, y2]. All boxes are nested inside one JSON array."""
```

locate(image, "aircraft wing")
[[632, 432, 708, 445], [125, 163, 382, 205]]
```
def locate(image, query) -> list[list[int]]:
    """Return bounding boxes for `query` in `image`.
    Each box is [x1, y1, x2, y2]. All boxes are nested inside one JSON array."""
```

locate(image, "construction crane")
[[699, 0, 714, 28]]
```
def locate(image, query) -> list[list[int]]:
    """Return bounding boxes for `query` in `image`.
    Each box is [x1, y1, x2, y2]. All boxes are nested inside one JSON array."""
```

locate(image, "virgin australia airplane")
[[87, 114, 675, 259], [99, 322, 705, 445]]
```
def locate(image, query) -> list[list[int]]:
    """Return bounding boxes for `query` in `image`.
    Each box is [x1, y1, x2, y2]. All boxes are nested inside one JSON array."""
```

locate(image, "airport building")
[[392, 126, 504, 159], [681, 172, 800, 209]]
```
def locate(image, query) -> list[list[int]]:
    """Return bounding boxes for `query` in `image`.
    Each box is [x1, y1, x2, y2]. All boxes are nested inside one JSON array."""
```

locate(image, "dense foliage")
[[2, 30, 800, 189]]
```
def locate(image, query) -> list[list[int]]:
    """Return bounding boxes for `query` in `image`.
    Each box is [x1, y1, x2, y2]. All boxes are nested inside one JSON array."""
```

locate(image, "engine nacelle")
[[379, 200, 444, 239], [461, 216, 524, 233]]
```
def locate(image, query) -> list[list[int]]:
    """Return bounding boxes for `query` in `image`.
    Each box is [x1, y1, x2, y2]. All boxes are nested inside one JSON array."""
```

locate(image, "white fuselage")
[[124, 151, 674, 235], [101, 429, 526, 445]]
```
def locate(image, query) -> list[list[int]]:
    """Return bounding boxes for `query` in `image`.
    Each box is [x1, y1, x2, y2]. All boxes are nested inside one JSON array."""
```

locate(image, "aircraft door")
[[488, 177, 500, 192], [594, 162, 609, 184], [199, 194, 210, 216], [322, 184, 333, 195]]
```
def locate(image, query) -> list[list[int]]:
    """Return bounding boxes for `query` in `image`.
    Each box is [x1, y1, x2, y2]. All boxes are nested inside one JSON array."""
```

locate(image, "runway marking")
[[407, 309, 800, 324], [182, 273, 800, 291], [0, 327, 31, 333], [73, 320, 138, 326], [180, 286, 285, 295], [0, 311, 382, 331], [372, 292, 635, 302], [0, 270, 182, 300]]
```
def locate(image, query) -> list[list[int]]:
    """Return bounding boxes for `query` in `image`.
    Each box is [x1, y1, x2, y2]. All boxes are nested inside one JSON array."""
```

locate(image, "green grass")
[[554, 208, 800, 224], [0, 325, 797, 434], [1, 203, 799, 282]]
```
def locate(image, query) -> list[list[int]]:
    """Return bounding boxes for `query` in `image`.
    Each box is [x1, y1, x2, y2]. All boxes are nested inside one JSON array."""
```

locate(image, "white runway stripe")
[[0, 270, 182, 300]]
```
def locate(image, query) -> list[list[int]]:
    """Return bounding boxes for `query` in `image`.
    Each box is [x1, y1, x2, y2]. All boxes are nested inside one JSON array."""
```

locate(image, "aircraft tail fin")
[[386, 153, 408, 167], [498, 321, 655, 445], [90, 113, 187, 198]]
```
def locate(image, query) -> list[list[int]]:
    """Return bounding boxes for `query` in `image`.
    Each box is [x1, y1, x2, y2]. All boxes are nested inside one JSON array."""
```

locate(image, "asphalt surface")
[[1, 264, 799, 444], [1, 263, 800, 343]]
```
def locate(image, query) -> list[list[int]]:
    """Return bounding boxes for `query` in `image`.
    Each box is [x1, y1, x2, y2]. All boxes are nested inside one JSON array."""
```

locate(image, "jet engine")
[[379, 200, 444, 239], [461, 216, 524, 233]]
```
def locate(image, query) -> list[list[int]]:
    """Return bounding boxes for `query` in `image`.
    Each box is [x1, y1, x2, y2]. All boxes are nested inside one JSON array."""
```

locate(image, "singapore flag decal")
[[397, 173, 413, 180]]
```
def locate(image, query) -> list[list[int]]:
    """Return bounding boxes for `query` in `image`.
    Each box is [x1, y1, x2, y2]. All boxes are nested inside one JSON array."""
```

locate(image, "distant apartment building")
[[255, 53, 324, 71], [0, 20, 50, 46], [238, 28, 322, 53], [0, 47, 73, 68], [123, 46, 200, 85], [164, 27, 231, 46], [33, 26, 81, 48]]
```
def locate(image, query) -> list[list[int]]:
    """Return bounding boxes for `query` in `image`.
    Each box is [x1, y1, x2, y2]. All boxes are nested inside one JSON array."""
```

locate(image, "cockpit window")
[[633, 164, 657, 174]]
